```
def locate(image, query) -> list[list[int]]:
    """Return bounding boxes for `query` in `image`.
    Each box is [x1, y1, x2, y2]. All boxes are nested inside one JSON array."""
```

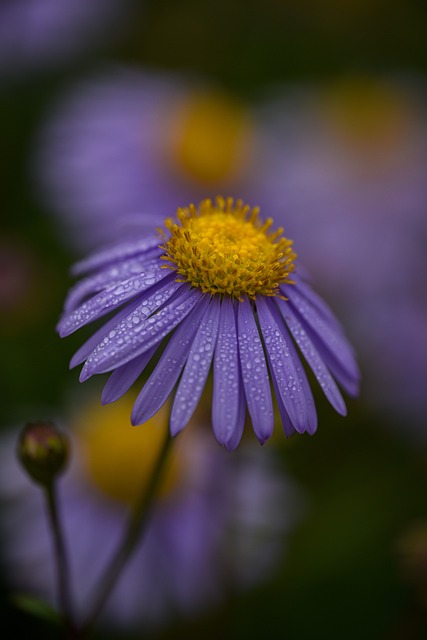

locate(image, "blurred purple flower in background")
[[32, 67, 259, 251], [255, 74, 427, 426], [0, 394, 303, 631], [0, 0, 129, 79]]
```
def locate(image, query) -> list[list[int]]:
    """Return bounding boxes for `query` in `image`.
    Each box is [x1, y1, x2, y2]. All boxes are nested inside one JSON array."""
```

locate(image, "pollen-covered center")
[[160, 196, 297, 299]]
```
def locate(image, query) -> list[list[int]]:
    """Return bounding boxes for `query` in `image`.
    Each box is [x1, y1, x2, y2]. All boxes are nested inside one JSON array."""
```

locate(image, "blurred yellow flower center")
[[168, 90, 252, 183], [74, 398, 182, 507], [319, 76, 415, 156], [160, 196, 296, 299]]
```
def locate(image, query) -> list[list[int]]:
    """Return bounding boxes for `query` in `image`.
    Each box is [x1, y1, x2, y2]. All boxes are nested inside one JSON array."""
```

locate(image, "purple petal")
[[268, 299, 318, 434], [237, 298, 274, 444], [69, 276, 181, 367], [276, 298, 347, 415], [130, 300, 207, 425], [69, 295, 144, 368], [256, 296, 316, 434], [71, 234, 162, 276], [169, 297, 220, 437], [283, 277, 343, 333], [284, 284, 360, 385], [80, 286, 201, 379], [224, 378, 246, 451], [57, 267, 173, 338], [272, 378, 296, 437], [307, 334, 360, 398], [212, 298, 244, 449], [64, 255, 161, 313], [101, 345, 158, 404]]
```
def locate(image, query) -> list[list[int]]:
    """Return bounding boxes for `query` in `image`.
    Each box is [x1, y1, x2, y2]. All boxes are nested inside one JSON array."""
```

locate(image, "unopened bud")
[[17, 421, 69, 487]]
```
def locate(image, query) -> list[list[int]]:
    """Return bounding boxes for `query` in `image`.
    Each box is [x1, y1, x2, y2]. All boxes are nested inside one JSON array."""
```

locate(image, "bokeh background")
[[1, 1, 427, 638]]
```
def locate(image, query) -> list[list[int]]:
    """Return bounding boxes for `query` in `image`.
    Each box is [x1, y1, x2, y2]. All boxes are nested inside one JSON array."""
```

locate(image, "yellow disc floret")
[[160, 196, 297, 299]]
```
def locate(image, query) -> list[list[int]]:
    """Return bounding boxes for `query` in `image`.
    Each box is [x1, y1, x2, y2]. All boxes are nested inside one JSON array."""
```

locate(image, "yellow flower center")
[[166, 90, 253, 183], [319, 76, 415, 159], [73, 397, 182, 507], [160, 196, 297, 299]]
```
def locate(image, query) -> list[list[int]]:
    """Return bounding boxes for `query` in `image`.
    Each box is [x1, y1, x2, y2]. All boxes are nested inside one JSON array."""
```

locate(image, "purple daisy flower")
[[32, 68, 258, 251], [57, 196, 360, 450], [0, 395, 302, 630]]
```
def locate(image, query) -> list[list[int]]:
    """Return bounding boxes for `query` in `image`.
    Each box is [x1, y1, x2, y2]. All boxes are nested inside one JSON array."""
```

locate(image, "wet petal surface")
[[237, 297, 274, 444]]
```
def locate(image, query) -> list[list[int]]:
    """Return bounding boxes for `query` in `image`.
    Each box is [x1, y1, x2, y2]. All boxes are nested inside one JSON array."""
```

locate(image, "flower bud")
[[17, 421, 69, 487]]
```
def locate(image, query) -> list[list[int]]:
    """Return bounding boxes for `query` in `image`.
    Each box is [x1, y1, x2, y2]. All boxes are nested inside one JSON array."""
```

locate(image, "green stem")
[[44, 482, 76, 635], [79, 430, 173, 637]]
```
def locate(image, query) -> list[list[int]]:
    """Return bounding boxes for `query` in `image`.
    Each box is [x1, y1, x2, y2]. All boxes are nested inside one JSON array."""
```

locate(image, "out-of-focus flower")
[[0, 0, 129, 79], [256, 74, 427, 423], [57, 196, 360, 450], [32, 68, 258, 251], [0, 393, 303, 630]]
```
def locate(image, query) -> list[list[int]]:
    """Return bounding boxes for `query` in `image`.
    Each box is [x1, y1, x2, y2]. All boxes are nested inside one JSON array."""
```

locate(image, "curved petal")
[[69, 295, 143, 368], [282, 277, 344, 333], [57, 267, 173, 338], [64, 255, 161, 313], [71, 235, 162, 276], [101, 345, 158, 404], [268, 299, 318, 435], [69, 276, 181, 368], [272, 378, 296, 438], [130, 299, 208, 425], [256, 296, 316, 434], [80, 286, 201, 379], [306, 333, 360, 398], [276, 298, 347, 415], [170, 296, 220, 437], [212, 298, 244, 449], [224, 377, 246, 451], [284, 284, 360, 385], [237, 297, 274, 444]]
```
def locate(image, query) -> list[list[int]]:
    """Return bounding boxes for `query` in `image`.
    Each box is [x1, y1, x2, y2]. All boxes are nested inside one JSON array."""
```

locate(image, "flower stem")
[[79, 430, 173, 636], [44, 481, 76, 635]]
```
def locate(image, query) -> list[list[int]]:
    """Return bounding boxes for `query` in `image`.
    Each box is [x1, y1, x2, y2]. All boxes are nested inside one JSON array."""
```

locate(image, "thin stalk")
[[44, 481, 76, 635], [79, 430, 173, 636]]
